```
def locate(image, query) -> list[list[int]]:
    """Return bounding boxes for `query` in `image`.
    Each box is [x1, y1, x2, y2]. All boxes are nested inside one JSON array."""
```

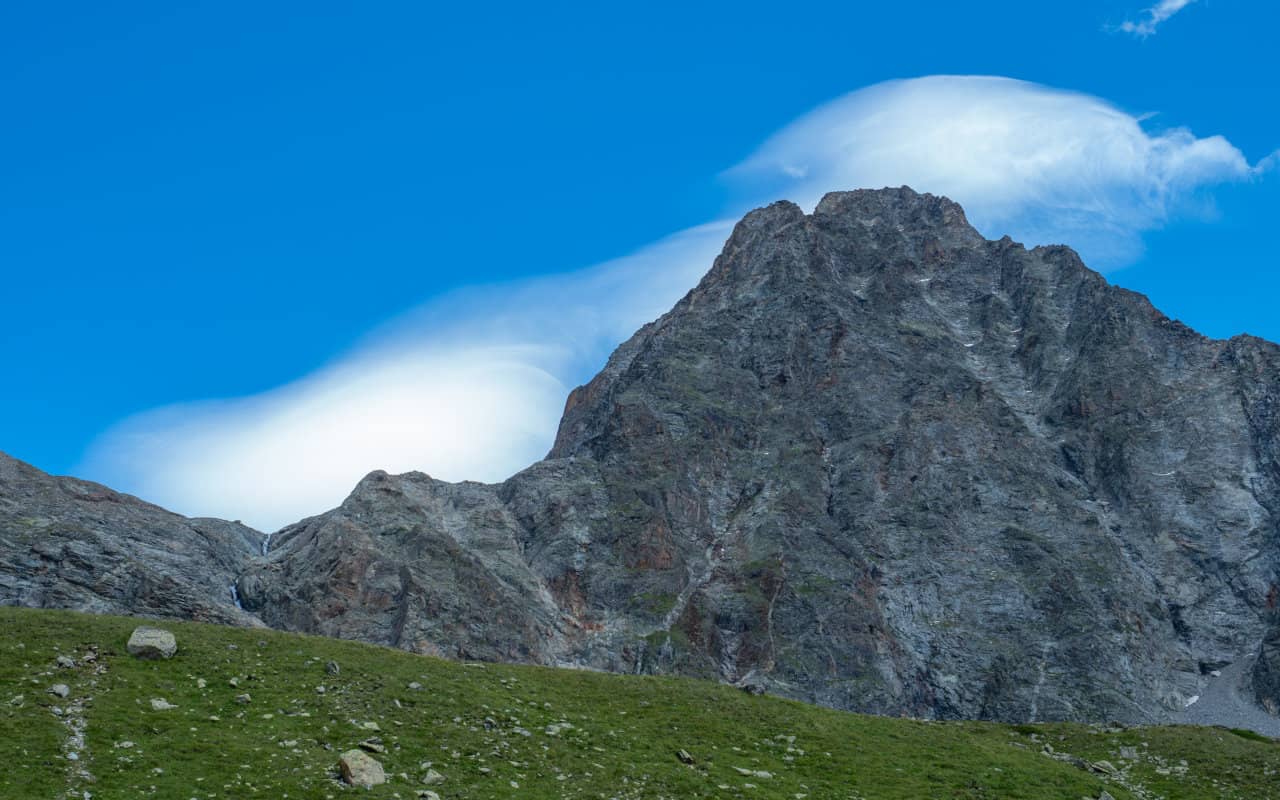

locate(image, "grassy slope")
[[2, 608, 1278, 799]]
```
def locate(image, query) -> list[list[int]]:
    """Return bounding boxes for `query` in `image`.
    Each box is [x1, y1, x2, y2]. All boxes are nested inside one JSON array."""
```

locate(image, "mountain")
[[4, 187, 1280, 727], [237, 187, 1280, 723], [0, 451, 262, 626]]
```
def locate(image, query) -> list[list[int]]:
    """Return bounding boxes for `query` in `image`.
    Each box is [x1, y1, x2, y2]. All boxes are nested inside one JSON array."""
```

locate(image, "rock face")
[[0, 452, 263, 626], [233, 187, 1280, 723], [127, 626, 178, 660]]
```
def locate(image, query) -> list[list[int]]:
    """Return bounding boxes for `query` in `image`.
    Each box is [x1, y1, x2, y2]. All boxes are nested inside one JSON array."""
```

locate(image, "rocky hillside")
[[0, 451, 262, 626], [5, 187, 1280, 728]]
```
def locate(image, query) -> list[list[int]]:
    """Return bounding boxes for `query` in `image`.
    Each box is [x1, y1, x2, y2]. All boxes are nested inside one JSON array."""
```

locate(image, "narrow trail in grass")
[[54, 648, 99, 800]]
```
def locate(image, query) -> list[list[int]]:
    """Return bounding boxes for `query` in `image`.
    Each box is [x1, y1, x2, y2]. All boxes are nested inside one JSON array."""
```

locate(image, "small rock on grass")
[[339, 749, 386, 788], [150, 698, 177, 711], [421, 768, 445, 785], [49, 684, 70, 698], [676, 749, 695, 765]]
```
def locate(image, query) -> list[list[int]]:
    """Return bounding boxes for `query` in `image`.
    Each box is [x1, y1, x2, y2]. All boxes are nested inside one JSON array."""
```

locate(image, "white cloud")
[[83, 75, 1267, 530], [79, 223, 729, 531], [1120, 0, 1197, 37], [730, 75, 1257, 267]]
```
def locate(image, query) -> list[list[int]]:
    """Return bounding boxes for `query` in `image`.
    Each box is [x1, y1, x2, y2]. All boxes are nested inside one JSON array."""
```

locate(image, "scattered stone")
[[55, 655, 76, 669], [228, 677, 239, 687], [676, 749, 695, 765], [49, 684, 70, 698], [1090, 760, 1118, 776], [545, 722, 574, 736], [196, 678, 207, 689], [416, 791, 441, 800], [8, 695, 24, 707], [325, 660, 340, 675], [234, 693, 252, 704], [736, 671, 767, 695], [127, 627, 178, 660], [358, 738, 386, 754], [338, 749, 386, 788], [420, 768, 445, 785], [733, 767, 772, 779], [408, 681, 422, 690], [360, 721, 380, 731], [150, 698, 177, 711], [1119, 746, 1139, 760]]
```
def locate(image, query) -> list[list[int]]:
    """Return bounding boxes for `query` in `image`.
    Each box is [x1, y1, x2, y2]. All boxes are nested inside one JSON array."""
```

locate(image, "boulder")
[[338, 749, 386, 788], [127, 627, 177, 660]]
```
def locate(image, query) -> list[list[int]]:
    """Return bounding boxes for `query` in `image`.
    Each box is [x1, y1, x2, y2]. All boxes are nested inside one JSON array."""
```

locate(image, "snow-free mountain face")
[[7, 187, 1280, 726], [0, 451, 263, 626]]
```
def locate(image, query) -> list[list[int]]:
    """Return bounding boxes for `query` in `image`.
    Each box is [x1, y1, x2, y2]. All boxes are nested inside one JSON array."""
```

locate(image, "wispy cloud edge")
[[1119, 0, 1197, 38]]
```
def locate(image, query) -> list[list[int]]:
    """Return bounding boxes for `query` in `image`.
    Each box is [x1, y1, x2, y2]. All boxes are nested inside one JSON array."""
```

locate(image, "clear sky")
[[2, 1, 1277, 529]]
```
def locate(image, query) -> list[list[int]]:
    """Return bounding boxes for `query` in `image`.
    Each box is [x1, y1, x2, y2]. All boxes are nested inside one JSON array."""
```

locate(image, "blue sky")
[[2, 1, 1277, 528]]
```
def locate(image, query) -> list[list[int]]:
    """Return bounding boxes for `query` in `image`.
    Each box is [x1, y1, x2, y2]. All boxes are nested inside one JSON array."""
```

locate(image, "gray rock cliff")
[[0, 452, 263, 626], [237, 187, 1280, 723]]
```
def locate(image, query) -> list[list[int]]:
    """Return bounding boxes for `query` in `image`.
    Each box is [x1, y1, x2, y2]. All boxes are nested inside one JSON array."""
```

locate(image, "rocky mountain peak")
[[6, 188, 1280, 731]]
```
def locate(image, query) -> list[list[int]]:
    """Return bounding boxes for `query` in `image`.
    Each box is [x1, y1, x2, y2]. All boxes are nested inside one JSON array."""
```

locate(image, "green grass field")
[[2, 607, 1277, 799]]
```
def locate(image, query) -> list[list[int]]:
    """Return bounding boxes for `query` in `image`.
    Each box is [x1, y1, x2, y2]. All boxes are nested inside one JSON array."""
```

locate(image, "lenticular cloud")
[[79, 222, 728, 531], [732, 75, 1258, 267]]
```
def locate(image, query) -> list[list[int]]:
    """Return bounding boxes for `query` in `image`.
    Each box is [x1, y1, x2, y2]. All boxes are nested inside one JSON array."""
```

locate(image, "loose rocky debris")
[[126, 626, 177, 660]]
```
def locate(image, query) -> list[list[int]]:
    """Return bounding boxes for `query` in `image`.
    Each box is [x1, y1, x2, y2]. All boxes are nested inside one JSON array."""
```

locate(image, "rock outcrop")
[[0, 452, 262, 626]]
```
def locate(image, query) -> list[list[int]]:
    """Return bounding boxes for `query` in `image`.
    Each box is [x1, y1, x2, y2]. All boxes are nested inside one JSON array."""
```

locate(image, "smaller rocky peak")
[[715, 200, 807, 257], [813, 186, 984, 245]]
